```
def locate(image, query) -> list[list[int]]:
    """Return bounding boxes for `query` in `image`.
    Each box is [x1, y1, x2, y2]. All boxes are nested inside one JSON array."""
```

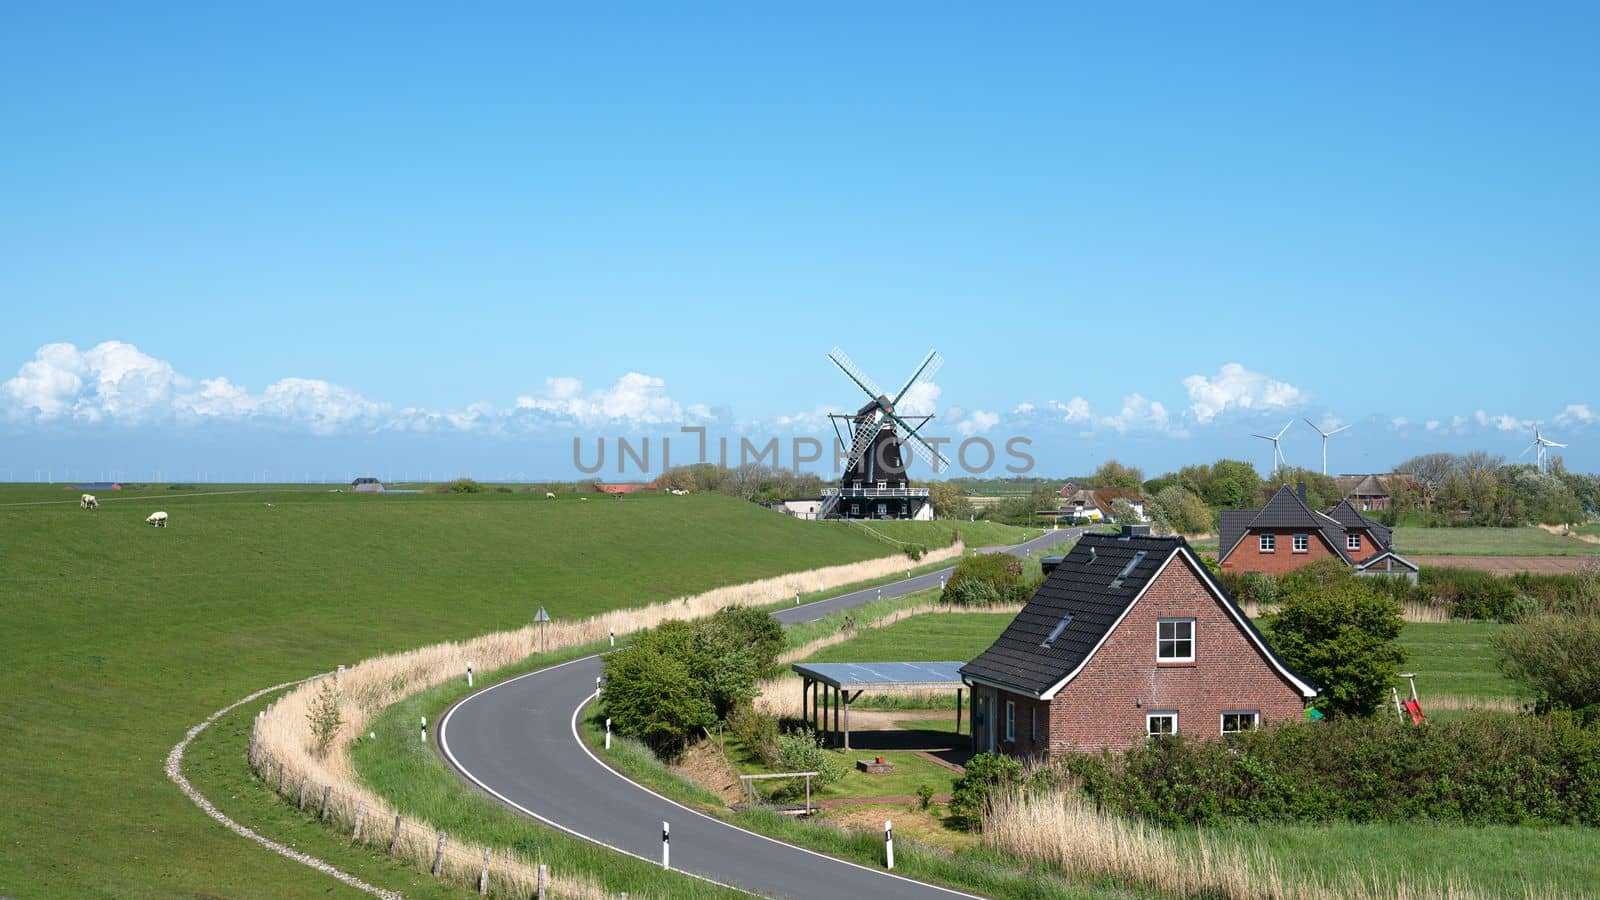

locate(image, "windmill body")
[[819, 348, 945, 521]]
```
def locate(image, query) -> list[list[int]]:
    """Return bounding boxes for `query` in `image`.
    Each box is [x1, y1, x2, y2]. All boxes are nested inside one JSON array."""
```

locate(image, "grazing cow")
[[146, 511, 168, 527], [545, 492, 556, 500], [81, 494, 99, 510]]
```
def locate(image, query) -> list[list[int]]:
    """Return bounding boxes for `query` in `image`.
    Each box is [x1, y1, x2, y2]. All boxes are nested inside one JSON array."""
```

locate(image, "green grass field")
[[806, 612, 1007, 663], [1393, 525, 1600, 556], [827, 518, 1043, 549], [0, 483, 908, 898]]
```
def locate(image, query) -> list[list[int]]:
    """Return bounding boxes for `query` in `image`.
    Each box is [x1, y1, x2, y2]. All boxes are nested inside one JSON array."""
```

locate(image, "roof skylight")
[[1109, 550, 1147, 589]]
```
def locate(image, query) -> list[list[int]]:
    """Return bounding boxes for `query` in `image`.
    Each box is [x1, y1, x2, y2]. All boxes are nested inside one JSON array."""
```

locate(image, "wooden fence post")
[[477, 847, 490, 894], [431, 831, 446, 877], [320, 784, 333, 821], [352, 801, 367, 842], [387, 814, 403, 856], [297, 776, 310, 811], [536, 863, 547, 899], [277, 762, 288, 793]]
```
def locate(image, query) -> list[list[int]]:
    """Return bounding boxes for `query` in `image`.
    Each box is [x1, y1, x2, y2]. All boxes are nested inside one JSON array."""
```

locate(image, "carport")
[[790, 661, 966, 751]]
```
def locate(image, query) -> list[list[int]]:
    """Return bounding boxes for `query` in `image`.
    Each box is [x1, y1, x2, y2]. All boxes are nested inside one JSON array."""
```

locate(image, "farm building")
[[349, 477, 385, 492], [1335, 472, 1421, 512], [1217, 484, 1418, 581], [1060, 487, 1146, 523], [960, 528, 1317, 755]]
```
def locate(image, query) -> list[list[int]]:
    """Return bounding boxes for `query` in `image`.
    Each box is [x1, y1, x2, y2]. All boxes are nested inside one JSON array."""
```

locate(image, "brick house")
[[1217, 485, 1417, 581], [959, 528, 1316, 756]]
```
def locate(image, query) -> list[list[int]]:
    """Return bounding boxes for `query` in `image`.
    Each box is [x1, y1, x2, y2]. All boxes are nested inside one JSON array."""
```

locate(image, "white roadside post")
[[605, 718, 612, 750], [884, 819, 894, 869], [661, 821, 670, 870], [467, 663, 474, 688], [596, 676, 602, 698], [420, 715, 427, 743], [795, 589, 800, 606], [609, 626, 615, 647]]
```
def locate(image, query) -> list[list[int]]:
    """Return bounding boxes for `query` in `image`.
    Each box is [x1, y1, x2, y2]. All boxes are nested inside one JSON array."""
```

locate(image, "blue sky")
[[3, 4, 1597, 481]]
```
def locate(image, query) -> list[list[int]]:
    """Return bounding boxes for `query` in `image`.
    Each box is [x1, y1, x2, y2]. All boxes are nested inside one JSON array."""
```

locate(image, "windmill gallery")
[[569, 348, 1036, 492]]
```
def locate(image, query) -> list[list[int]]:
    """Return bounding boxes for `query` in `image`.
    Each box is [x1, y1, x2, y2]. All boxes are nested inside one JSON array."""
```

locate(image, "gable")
[[1038, 548, 1316, 700]]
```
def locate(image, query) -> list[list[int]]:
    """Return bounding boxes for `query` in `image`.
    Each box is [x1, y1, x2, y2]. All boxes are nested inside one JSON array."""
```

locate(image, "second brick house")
[[960, 528, 1316, 756], [1217, 484, 1418, 581]]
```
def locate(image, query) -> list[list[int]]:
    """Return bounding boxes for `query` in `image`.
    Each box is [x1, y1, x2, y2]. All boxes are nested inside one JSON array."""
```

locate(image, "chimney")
[[1121, 524, 1152, 538], [1297, 481, 1307, 503], [1040, 555, 1065, 576]]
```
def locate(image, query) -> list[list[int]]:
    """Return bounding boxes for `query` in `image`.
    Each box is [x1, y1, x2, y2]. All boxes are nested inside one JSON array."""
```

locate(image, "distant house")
[[350, 477, 384, 493], [774, 498, 825, 520], [594, 481, 656, 495], [1056, 481, 1078, 499], [1334, 473, 1420, 512], [961, 528, 1317, 755], [1217, 484, 1418, 581], [1062, 488, 1147, 523]]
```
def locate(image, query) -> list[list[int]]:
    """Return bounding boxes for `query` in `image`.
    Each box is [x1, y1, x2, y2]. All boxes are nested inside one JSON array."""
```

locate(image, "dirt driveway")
[[1412, 556, 1597, 575]]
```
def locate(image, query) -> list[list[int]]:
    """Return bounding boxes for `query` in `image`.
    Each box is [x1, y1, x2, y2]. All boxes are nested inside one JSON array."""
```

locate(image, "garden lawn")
[[1393, 526, 1600, 556], [1400, 621, 1524, 704], [805, 612, 1008, 663], [0, 484, 902, 898]]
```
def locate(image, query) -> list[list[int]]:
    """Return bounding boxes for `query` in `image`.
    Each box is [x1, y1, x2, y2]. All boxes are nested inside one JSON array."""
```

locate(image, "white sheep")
[[81, 493, 99, 510], [146, 511, 168, 527], [545, 492, 556, 500], [579, 496, 589, 502]]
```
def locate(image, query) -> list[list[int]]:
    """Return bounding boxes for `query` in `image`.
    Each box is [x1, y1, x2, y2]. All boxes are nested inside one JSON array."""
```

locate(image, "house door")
[[973, 689, 997, 753]]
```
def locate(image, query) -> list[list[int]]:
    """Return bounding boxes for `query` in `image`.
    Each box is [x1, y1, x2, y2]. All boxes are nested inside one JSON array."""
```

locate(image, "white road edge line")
[[166, 675, 402, 900]]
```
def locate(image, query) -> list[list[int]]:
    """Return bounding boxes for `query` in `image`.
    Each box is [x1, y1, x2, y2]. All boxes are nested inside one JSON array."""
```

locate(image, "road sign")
[[533, 606, 551, 623]]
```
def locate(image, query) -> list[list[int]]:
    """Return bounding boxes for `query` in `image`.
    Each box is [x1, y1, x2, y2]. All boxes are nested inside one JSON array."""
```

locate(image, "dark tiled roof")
[[1218, 510, 1255, 563], [959, 533, 1184, 696], [1217, 486, 1353, 564], [1326, 499, 1393, 549]]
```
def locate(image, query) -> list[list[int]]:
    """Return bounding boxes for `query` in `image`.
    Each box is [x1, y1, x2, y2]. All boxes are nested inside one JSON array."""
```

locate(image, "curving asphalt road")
[[439, 528, 1083, 899]]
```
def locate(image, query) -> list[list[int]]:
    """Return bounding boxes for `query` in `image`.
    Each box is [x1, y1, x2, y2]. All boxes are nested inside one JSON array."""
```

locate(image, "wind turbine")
[[1252, 420, 1293, 476], [1521, 426, 1567, 474], [1303, 418, 1353, 476]]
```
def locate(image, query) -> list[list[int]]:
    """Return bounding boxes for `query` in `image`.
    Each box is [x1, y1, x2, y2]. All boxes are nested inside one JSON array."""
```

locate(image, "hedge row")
[[1064, 712, 1600, 827]]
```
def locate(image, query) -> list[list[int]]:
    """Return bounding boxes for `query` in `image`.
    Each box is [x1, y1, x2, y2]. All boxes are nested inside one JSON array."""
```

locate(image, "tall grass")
[[251, 542, 963, 896], [982, 787, 1545, 900]]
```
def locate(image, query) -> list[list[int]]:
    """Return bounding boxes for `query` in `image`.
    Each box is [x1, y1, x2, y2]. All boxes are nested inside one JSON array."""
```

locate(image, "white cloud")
[[1474, 409, 1529, 432], [3, 341, 701, 435], [956, 409, 1000, 436], [1182, 363, 1304, 423], [1390, 417, 1408, 428], [1012, 402, 1034, 415], [1047, 397, 1092, 422], [1098, 394, 1172, 433], [896, 380, 941, 417], [1426, 420, 1442, 431], [1556, 404, 1596, 426]]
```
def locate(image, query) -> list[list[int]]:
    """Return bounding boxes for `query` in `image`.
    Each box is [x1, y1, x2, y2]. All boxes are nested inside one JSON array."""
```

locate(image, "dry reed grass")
[[251, 542, 964, 897], [982, 786, 1538, 900], [1239, 598, 1450, 624]]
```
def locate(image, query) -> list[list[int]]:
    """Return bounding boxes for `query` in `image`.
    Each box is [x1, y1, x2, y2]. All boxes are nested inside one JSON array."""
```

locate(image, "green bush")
[[940, 553, 1040, 606], [728, 706, 781, 765], [773, 728, 845, 796], [1066, 712, 1600, 828], [1264, 561, 1406, 717], [601, 605, 786, 756], [943, 576, 1002, 607], [426, 477, 486, 494], [948, 752, 1023, 830], [1495, 613, 1600, 711]]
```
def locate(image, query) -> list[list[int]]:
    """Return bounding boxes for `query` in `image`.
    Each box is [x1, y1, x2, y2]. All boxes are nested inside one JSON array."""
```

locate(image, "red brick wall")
[[1046, 554, 1307, 754], [1343, 528, 1381, 563], [991, 689, 1050, 759], [1219, 528, 1339, 576]]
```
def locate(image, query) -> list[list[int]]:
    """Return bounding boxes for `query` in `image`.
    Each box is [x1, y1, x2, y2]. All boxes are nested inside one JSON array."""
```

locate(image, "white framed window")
[[1004, 700, 1015, 742], [1259, 533, 1275, 552], [1292, 533, 1309, 553], [1221, 711, 1259, 734], [1157, 618, 1195, 662], [876, 502, 887, 518], [1347, 533, 1362, 550], [876, 480, 887, 490], [1146, 712, 1177, 737]]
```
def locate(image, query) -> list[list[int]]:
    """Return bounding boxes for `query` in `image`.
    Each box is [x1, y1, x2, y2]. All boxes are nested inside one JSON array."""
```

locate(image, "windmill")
[[821, 348, 949, 520], [1521, 426, 1567, 474], [1252, 420, 1294, 476], [1303, 418, 1352, 476]]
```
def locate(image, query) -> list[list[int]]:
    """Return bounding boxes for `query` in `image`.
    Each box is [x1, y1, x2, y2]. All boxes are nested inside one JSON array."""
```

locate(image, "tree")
[[1258, 467, 1342, 511], [1265, 562, 1407, 717], [928, 481, 974, 520], [1494, 613, 1600, 711], [601, 635, 717, 757], [1204, 460, 1261, 509], [1149, 485, 1213, 535], [1091, 460, 1144, 491], [1396, 453, 1456, 509], [1110, 498, 1141, 524], [306, 676, 344, 757]]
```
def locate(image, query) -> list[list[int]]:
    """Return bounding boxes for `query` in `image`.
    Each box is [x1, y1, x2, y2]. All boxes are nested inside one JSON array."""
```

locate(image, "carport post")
[[842, 690, 850, 751], [955, 687, 963, 735]]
